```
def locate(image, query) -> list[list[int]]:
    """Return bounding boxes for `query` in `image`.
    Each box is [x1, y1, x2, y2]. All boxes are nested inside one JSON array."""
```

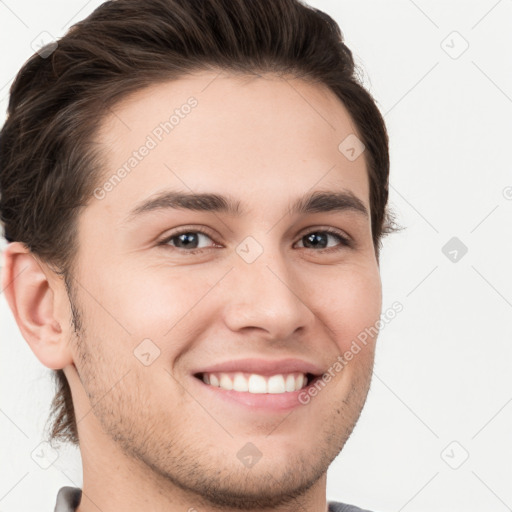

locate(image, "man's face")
[[66, 71, 382, 508]]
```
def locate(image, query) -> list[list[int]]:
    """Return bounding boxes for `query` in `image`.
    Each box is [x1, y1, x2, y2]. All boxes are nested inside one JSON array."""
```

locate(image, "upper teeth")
[[202, 372, 308, 394]]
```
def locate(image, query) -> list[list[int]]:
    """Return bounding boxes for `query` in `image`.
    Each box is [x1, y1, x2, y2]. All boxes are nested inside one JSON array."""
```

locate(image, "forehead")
[[91, 70, 369, 220]]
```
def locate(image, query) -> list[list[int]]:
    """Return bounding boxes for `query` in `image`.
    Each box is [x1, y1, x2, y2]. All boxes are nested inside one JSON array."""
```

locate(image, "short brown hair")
[[0, 0, 396, 446]]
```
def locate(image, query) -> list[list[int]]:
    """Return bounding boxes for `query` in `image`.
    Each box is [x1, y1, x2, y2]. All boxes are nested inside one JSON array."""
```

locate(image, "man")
[[0, 0, 395, 510]]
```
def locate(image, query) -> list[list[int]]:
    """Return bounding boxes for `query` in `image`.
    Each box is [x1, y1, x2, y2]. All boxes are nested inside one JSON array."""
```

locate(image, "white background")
[[1, 1, 512, 511]]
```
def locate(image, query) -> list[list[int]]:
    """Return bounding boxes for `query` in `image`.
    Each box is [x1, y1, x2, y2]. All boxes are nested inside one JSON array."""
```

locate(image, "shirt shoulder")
[[328, 500, 376, 512], [54, 486, 82, 512]]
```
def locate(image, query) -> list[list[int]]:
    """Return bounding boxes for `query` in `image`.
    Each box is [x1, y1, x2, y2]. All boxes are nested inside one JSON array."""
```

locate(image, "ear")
[[1, 242, 74, 370]]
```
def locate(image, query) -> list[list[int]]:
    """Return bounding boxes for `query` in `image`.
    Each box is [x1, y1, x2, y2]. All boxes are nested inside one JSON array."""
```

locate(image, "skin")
[[2, 70, 382, 512]]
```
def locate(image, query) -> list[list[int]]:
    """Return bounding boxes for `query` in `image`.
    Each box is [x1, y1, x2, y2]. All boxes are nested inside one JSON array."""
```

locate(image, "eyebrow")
[[123, 189, 369, 223]]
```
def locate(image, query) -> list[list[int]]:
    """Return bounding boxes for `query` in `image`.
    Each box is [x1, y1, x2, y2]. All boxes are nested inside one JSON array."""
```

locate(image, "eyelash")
[[158, 227, 352, 254]]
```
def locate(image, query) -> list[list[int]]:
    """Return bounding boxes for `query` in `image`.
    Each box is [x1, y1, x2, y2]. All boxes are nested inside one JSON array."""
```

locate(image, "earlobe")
[[1, 242, 74, 370]]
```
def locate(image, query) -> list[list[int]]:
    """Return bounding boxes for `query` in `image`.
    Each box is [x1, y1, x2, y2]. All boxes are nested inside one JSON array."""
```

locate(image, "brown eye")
[[296, 230, 351, 250], [160, 230, 217, 252]]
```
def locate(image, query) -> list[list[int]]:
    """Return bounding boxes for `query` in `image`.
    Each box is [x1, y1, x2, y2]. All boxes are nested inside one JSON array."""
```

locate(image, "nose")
[[222, 246, 315, 341]]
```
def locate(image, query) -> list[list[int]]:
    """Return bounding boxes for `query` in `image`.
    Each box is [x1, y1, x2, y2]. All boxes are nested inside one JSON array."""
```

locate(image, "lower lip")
[[192, 375, 321, 412]]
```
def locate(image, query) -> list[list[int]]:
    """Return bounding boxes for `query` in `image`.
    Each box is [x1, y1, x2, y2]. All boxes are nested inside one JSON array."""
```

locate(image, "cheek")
[[94, 264, 222, 338], [308, 264, 382, 352]]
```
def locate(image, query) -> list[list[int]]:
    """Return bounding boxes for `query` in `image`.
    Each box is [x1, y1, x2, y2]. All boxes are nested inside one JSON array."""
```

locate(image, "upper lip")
[[192, 358, 325, 377]]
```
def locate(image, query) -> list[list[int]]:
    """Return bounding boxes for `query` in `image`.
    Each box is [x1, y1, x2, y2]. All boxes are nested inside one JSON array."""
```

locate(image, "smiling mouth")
[[193, 372, 321, 394]]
